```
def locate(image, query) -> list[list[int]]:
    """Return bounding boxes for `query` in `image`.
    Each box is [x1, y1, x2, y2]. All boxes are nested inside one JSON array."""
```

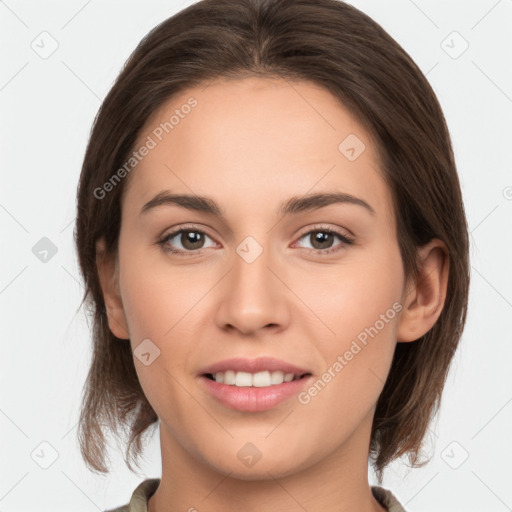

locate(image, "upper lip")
[[199, 357, 311, 377]]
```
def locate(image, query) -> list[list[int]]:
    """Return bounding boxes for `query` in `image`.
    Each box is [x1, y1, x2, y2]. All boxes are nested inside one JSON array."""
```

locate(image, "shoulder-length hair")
[[74, 0, 470, 479]]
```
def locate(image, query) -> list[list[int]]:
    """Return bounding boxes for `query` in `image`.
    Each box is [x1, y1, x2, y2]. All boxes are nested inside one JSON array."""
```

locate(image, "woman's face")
[[112, 76, 409, 478]]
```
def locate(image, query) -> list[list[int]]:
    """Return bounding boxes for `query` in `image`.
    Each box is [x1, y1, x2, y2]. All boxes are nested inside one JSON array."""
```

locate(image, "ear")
[[95, 237, 130, 340], [397, 239, 449, 342]]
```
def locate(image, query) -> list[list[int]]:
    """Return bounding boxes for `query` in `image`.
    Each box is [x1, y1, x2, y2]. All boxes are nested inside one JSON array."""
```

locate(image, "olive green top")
[[104, 478, 407, 512]]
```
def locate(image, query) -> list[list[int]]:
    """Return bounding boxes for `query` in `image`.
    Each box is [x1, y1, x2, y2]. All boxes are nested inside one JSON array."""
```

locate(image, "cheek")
[[116, 245, 204, 415], [117, 239, 203, 341], [298, 244, 404, 338], [292, 244, 404, 400]]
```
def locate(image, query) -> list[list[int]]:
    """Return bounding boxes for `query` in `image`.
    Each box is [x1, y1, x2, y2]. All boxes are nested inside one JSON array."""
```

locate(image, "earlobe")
[[397, 239, 449, 342], [95, 237, 130, 340]]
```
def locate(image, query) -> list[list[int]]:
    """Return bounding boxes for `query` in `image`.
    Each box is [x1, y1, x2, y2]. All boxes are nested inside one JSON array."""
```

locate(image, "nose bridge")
[[231, 235, 273, 300], [216, 235, 287, 333]]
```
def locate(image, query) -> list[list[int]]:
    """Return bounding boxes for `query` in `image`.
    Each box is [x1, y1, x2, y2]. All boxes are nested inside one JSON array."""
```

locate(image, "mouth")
[[197, 357, 314, 412], [202, 370, 312, 387]]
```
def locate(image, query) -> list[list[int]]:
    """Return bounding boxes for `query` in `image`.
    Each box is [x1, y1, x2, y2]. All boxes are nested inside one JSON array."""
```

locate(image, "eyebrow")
[[140, 190, 375, 218]]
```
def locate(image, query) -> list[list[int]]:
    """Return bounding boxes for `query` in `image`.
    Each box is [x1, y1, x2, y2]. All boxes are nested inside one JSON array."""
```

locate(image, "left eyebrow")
[[140, 190, 375, 218]]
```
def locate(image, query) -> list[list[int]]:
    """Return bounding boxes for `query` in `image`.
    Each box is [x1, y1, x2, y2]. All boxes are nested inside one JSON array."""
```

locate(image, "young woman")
[[74, 0, 469, 511]]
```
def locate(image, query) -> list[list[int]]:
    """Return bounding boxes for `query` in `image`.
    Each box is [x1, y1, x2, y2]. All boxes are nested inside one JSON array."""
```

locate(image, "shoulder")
[[371, 486, 407, 512], [104, 478, 161, 512]]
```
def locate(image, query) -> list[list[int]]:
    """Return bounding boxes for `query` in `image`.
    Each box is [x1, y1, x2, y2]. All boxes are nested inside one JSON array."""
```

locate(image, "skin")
[[96, 76, 449, 512]]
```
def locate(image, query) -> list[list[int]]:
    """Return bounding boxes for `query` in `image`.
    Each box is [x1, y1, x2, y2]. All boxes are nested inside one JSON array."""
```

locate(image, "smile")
[[205, 370, 308, 387]]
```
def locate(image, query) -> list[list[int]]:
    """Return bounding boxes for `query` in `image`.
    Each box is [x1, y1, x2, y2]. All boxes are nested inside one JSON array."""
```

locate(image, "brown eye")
[[180, 231, 205, 250], [295, 228, 354, 255], [159, 229, 216, 255], [309, 231, 336, 250]]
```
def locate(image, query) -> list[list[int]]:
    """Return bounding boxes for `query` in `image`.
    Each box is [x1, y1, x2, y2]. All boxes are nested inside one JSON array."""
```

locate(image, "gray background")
[[1, 0, 511, 510]]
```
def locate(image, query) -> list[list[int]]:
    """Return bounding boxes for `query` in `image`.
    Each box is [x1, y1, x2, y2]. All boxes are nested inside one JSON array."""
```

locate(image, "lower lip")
[[198, 375, 312, 412]]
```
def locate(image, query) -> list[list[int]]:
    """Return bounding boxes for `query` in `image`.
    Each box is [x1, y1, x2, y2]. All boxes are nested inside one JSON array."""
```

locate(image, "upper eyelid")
[[295, 224, 354, 239], [162, 224, 218, 242]]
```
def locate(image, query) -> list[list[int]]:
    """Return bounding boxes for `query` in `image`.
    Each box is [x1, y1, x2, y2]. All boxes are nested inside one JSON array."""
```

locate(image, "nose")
[[215, 242, 290, 336]]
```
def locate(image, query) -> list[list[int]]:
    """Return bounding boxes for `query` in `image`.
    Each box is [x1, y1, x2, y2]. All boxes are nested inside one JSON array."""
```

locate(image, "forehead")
[[123, 76, 393, 224]]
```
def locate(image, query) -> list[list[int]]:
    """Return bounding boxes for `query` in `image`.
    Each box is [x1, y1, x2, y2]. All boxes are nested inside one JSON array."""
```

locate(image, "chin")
[[203, 450, 311, 481]]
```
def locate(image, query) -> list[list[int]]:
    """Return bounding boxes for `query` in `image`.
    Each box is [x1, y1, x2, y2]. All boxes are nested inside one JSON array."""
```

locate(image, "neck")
[[148, 418, 386, 512]]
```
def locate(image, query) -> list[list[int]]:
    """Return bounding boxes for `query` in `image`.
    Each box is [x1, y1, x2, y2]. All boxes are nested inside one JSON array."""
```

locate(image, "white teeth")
[[253, 371, 271, 387], [212, 370, 297, 386], [235, 371, 253, 387], [224, 370, 236, 385], [270, 371, 285, 385]]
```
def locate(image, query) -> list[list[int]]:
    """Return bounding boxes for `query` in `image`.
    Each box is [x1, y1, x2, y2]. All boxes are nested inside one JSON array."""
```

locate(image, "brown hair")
[[75, 0, 470, 479]]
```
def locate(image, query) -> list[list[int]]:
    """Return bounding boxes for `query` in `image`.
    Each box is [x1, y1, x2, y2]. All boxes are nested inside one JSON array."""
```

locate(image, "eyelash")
[[157, 225, 355, 257]]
